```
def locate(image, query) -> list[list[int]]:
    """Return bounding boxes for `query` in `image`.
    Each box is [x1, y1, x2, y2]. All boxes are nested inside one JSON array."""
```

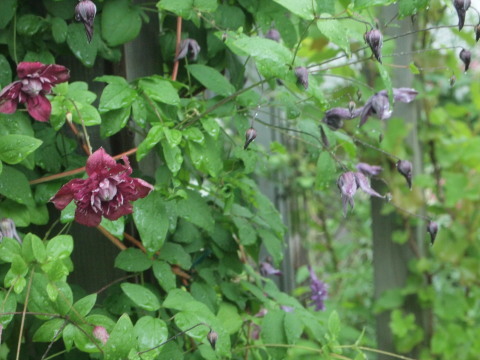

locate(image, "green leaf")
[[104, 314, 135, 360], [115, 248, 153, 272], [46, 235, 74, 260], [33, 318, 65, 342], [409, 62, 420, 75], [328, 310, 341, 338], [22, 233, 46, 264], [261, 310, 287, 359], [161, 139, 183, 174], [0, 290, 16, 326], [99, 80, 137, 112], [0, 166, 34, 206], [217, 302, 242, 335], [0, 135, 42, 164], [100, 107, 131, 137], [138, 77, 180, 105], [17, 14, 44, 36], [284, 311, 304, 344], [232, 217, 256, 245], [316, 17, 351, 56], [353, 0, 395, 10], [121, 283, 161, 311], [398, 0, 429, 17], [70, 294, 97, 320], [0, 55, 12, 87], [134, 316, 168, 354], [158, 242, 192, 269], [377, 62, 393, 106], [177, 190, 214, 233], [272, 0, 316, 20], [157, 0, 194, 18], [258, 228, 283, 264], [0, 0, 16, 29], [102, 0, 142, 47], [153, 260, 176, 291], [315, 151, 336, 190], [137, 124, 164, 161], [66, 23, 99, 67], [51, 17, 68, 43], [133, 191, 172, 253], [224, 33, 291, 78], [187, 64, 235, 96]]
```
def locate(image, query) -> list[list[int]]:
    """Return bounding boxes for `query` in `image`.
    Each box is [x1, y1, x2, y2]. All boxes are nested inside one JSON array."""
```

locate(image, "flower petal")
[[103, 202, 133, 221], [17, 62, 46, 79], [25, 94, 52, 122], [85, 148, 117, 176], [39, 64, 71, 84], [130, 178, 154, 199], [354, 172, 383, 198], [0, 82, 22, 114], [50, 179, 86, 210], [75, 207, 103, 227]]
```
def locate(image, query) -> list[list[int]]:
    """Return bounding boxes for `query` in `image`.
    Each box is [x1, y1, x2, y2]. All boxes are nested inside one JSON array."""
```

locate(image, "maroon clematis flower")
[[0, 62, 70, 122], [50, 148, 153, 227]]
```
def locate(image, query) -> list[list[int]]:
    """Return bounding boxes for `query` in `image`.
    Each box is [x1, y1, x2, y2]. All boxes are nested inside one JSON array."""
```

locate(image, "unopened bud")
[[459, 48, 471, 72], [364, 29, 383, 63], [265, 29, 281, 42], [244, 127, 257, 150], [427, 221, 438, 245], [0, 218, 22, 243], [348, 100, 356, 115], [93, 326, 109, 345], [294, 67, 309, 89], [475, 24, 480, 42], [207, 330, 218, 350], [396, 160, 413, 190], [454, 0, 471, 31], [66, 112, 73, 123], [75, 0, 97, 43], [450, 75, 456, 87]]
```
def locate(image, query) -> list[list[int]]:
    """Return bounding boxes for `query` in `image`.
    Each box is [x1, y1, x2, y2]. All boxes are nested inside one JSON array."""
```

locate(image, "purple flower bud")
[[337, 172, 358, 215], [323, 107, 362, 130], [260, 261, 282, 276], [396, 160, 413, 189], [207, 330, 218, 350], [459, 48, 471, 72], [356, 162, 382, 176], [75, 0, 97, 43], [0, 218, 22, 243], [427, 221, 438, 245], [93, 326, 109, 345], [175, 39, 201, 62], [364, 29, 383, 63], [454, 0, 471, 31], [294, 67, 309, 89], [244, 127, 257, 150], [265, 29, 281, 42]]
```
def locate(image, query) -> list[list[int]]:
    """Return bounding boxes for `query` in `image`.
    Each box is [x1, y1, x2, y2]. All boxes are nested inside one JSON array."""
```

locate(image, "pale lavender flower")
[[308, 266, 328, 311], [0, 218, 22, 243], [356, 162, 382, 176], [175, 39, 201, 61], [337, 171, 384, 215], [396, 160, 413, 189], [364, 29, 383, 63], [294, 67, 309, 89], [322, 107, 362, 130], [260, 260, 282, 276], [354, 172, 384, 199]]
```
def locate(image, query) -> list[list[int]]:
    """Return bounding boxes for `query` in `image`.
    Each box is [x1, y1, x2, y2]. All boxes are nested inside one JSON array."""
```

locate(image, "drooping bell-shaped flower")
[[322, 107, 362, 130], [207, 330, 218, 350], [50, 148, 153, 227], [475, 24, 480, 42], [453, 0, 471, 31], [427, 221, 438, 245], [356, 162, 382, 177], [337, 172, 358, 215], [75, 0, 97, 43], [0, 62, 70, 122], [396, 159, 413, 189], [359, 88, 418, 127], [294, 66, 309, 89], [244, 127, 257, 149], [364, 29, 383, 63], [175, 39, 201, 61], [459, 48, 471, 72]]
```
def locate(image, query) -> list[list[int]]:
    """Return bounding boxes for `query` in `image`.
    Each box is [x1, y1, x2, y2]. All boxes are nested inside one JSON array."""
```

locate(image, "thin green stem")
[[13, 13, 18, 64], [234, 343, 352, 360], [16, 268, 35, 360], [337, 345, 419, 360], [291, 18, 316, 67]]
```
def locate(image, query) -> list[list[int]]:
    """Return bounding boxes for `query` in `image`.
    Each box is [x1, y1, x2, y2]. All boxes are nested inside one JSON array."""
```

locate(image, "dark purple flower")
[[427, 221, 438, 245], [308, 266, 328, 311], [396, 159, 413, 189], [359, 88, 418, 127], [260, 261, 282, 276], [207, 330, 218, 350], [322, 107, 362, 130], [175, 39, 201, 61], [75, 0, 97, 43], [337, 171, 384, 215], [265, 29, 281, 42], [354, 172, 383, 199], [244, 127, 257, 150], [93, 326, 109, 345], [294, 67, 309, 89], [0, 218, 22, 243], [356, 162, 382, 176], [50, 148, 153, 227], [0, 62, 70, 122], [454, 0, 471, 31], [475, 24, 480, 42], [459, 48, 471, 72], [364, 29, 383, 63]]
